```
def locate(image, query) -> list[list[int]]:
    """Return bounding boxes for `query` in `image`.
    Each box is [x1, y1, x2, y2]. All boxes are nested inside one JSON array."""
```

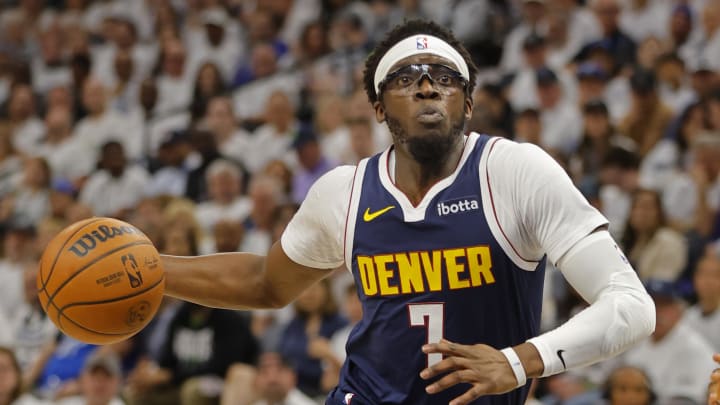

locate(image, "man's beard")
[[385, 114, 467, 178]]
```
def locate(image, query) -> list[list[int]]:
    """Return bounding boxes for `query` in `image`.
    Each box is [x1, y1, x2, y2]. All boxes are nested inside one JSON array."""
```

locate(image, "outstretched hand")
[[420, 339, 520, 405]]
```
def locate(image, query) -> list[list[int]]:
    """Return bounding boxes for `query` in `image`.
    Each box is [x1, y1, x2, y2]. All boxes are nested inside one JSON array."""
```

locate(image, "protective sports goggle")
[[378, 63, 468, 95]]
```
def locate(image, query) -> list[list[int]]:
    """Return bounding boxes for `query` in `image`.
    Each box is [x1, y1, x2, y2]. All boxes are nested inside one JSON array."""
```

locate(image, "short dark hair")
[[362, 20, 478, 104]]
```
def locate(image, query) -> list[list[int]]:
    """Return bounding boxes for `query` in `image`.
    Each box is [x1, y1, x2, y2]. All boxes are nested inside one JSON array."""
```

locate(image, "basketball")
[[37, 217, 165, 345]]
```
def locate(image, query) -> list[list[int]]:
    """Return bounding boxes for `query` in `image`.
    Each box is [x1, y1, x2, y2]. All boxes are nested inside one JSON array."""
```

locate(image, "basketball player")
[[162, 20, 655, 405]]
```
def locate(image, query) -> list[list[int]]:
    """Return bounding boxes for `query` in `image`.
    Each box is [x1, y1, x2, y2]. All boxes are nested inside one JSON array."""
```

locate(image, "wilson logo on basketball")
[[67, 225, 143, 257], [121, 254, 143, 288]]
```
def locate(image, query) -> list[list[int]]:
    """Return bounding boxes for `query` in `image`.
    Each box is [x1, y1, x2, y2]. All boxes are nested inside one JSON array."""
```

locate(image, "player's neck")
[[393, 138, 465, 205]]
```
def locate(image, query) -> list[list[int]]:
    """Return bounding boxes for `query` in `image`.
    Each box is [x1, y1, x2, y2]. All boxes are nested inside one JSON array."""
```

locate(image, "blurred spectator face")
[[584, 110, 610, 140], [114, 50, 134, 83], [49, 187, 74, 221], [197, 63, 223, 96], [3, 228, 35, 262], [205, 23, 225, 47], [690, 69, 718, 100], [82, 78, 107, 115], [254, 352, 296, 403], [8, 84, 34, 121], [670, 7, 693, 43], [694, 141, 720, 181], [295, 281, 328, 314], [607, 367, 653, 405], [301, 22, 329, 60], [522, 44, 546, 69], [251, 44, 278, 79], [636, 37, 663, 70], [247, 10, 278, 44], [208, 169, 240, 204], [655, 58, 685, 87], [264, 91, 294, 129], [47, 86, 73, 112], [161, 225, 195, 256], [578, 78, 606, 105], [514, 110, 541, 144], [315, 95, 345, 134], [45, 106, 72, 139], [23, 157, 50, 189], [249, 177, 282, 227], [693, 255, 720, 307], [213, 220, 243, 253], [263, 160, 292, 194], [140, 78, 158, 111], [40, 30, 63, 65], [348, 119, 375, 161], [679, 103, 706, 145], [702, 2, 720, 36], [100, 143, 126, 178], [205, 97, 236, 135], [537, 83, 561, 109], [592, 0, 621, 34], [0, 349, 21, 403], [652, 295, 683, 340], [80, 366, 121, 405], [162, 40, 186, 77], [629, 190, 662, 234], [522, 0, 546, 24], [115, 20, 136, 49], [296, 139, 321, 170]]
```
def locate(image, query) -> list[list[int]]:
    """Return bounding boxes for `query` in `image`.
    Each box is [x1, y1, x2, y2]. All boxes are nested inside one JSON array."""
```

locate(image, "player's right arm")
[[161, 166, 355, 310], [162, 243, 333, 309]]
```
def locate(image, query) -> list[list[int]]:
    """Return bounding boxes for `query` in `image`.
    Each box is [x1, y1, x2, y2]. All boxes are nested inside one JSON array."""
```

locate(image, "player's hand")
[[709, 353, 720, 405], [420, 339, 519, 405]]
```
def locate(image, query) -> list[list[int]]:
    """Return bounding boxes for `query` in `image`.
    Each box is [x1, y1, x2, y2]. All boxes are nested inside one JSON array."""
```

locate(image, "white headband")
[[373, 34, 470, 95]]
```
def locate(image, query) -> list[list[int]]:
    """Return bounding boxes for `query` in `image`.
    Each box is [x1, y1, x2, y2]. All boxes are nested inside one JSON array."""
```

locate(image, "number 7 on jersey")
[[408, 303, 445, 367]]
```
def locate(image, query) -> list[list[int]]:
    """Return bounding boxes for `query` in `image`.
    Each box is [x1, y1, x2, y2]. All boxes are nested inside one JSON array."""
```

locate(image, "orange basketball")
[[37, 217, 165, 345]]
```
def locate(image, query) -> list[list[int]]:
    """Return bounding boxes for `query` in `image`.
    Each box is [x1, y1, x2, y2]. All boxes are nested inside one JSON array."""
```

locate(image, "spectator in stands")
[[108, 50, 137, 115], [27, 336, 97, 401], [189, 63, 225, 122], [314, 94, 350, 165], [621, 188, 687, 282], [262, 159, 293, 199], [291, 126, 336, 204], [469, 82, 514, 140], [598, 147, 641, 238], [0, 346, 41, 405], [584, 0, 636, 70], [221, 351, 316, 405], [623, 279, 716, 404], [345, 116, 376, 164], [125, 302, 259, 405], [31, 27, 71, 96], [683, 252, 720, 351], [600, 365, 655, 405], [35, 106, 93, 184], [241, 174, 285, 255], [618, 69, 673, 158], [0, 126, 22, 199], [278, 279, 347, 399], [0, 223, 36, 321], [654, 53, 695, 114], [78, 141, 150, 218], [499, 0, 547, 73], [154, 39, 192, 118], [184, 129, 223, 202], [194, 159, 251, 236], [212, 219, 244, 254], [6, 84, 44, 156], [0, 157, 51, 228], [513, 107, 541, 146], [203, 96, 252, 168], [700, 1, 720, 72], [244, 91, 298, 174], [535, 67, 582, 155], [145, 131, 193, 198], [188, 8, 242, 84], [56, 352, 125, 405]]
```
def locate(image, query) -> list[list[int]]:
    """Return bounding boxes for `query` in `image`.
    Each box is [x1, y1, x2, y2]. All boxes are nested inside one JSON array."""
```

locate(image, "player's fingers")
[[422, 339, 468, 357], [425, 369, 477, 394], [448, 383, 490, 405], [419, 356, 469, 379]]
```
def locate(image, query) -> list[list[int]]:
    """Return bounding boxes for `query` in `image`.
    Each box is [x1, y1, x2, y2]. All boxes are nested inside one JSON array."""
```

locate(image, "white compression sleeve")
[[526, 231, 655, 377]]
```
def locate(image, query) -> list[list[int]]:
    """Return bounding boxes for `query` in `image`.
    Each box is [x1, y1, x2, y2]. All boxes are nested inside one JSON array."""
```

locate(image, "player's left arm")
[[421, 141, 655, 404]]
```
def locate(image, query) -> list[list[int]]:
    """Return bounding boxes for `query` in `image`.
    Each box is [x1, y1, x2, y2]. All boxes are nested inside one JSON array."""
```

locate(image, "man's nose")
[[415, 75, 439, 99]]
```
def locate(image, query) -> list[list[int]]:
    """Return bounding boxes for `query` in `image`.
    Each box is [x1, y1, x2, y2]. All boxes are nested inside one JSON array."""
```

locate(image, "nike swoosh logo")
[[557, 350, 567, 369], [363, 205, 395, 222]]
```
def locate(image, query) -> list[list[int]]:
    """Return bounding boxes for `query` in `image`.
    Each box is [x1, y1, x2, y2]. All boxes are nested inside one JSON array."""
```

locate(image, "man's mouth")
[[416, 107, 443, 124]]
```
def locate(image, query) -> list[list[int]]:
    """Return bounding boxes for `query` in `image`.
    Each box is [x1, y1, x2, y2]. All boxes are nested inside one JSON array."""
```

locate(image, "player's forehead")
[[388, 53, 459, 73]]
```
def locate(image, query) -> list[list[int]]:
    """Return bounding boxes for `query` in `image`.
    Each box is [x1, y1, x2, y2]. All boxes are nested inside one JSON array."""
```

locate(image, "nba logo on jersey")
[[343, 393, 354, 404], [416, 36, 428, 49]]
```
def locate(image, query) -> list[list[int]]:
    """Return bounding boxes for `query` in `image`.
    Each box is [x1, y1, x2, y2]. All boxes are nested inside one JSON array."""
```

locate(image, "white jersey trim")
[[344, 159, 367, 272], [479, 137, 541, 271], [378, 133, 479, 222]]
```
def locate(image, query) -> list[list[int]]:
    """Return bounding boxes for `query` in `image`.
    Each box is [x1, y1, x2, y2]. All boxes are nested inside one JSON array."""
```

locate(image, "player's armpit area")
[[162, 241, 333, 310]]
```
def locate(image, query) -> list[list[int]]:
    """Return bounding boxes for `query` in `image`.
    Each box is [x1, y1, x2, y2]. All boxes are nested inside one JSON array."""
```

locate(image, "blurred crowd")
[[0, 0, 718, 404]]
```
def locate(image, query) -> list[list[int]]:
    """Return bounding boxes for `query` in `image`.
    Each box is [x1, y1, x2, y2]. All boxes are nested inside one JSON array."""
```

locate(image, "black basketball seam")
[[54, 275, 165, 337], [39, 217, 105, 295], [47, 240, 154, 321]]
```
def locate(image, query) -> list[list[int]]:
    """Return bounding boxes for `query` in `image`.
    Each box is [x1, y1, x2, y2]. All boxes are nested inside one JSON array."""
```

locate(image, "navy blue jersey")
[[328, 135, 546, 405]]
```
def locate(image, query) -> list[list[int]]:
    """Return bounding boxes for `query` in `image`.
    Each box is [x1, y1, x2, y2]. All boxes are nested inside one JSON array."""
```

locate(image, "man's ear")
[[464, 97, 473, 120], [373, 101, 386, 123]]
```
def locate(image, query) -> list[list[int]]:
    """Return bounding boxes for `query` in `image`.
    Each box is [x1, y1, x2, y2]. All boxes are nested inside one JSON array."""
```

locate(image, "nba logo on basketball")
[[416, 36, 428, 49], [121, 254, 144, 288]]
